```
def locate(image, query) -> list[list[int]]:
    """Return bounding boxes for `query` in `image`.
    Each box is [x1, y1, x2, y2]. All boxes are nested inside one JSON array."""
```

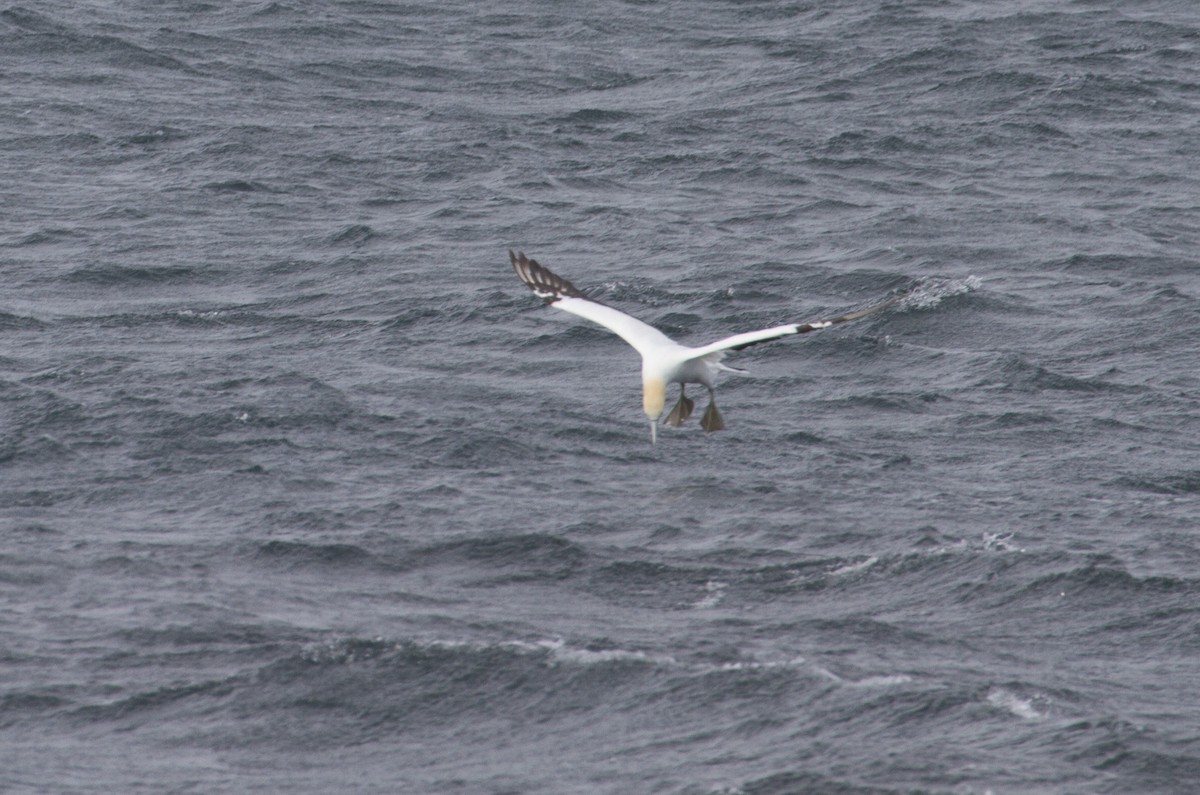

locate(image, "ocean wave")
[[1117, 469, 1200, 495], [62, 264, 202, 286], [977, 353, 1146, 394], [5, 0, 1198, 791], [734, 770, 940, 795], [898, 275, 982, 312], [410, 533, 587, 582], [0, 311, 47, 330], [326, 223, 377, 247], [986, 686, 1047, 721], [253, 540, 380, 571]]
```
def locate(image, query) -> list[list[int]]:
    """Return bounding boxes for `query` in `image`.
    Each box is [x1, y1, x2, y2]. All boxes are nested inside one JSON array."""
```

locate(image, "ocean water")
[[3, 1, 1200, 793]]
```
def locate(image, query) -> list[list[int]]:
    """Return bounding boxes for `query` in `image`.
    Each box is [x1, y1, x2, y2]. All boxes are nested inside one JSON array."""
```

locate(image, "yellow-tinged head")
[[642, 377, 665, 445], [642, 377, 666, 420]]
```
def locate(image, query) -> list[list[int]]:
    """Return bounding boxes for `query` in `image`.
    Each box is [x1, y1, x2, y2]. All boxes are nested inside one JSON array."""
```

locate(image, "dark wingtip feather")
[[509, 250, 589, 303]]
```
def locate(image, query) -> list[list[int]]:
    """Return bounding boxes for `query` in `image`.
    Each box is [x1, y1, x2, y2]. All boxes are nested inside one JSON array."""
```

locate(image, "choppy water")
[[4, 2, 1200, 793]]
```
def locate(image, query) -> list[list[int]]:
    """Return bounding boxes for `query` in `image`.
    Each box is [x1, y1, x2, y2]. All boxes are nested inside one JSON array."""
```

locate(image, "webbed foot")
[[664, 394, 695, 427], [700, 401, 725, 432]]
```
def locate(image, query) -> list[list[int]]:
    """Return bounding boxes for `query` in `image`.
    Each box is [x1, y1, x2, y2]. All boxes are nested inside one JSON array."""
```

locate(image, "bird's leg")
[[664, 385, 695, 427], [700, 387, 725, 432]]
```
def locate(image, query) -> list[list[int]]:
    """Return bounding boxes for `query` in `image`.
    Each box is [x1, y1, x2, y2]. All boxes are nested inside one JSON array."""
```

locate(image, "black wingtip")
[[509, 250, 589, 302]]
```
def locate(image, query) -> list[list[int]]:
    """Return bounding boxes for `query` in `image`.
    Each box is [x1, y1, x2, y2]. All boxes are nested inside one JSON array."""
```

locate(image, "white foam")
[[986, 687, 1043, 720], [830, 556, 879, 576], [900, 275, 981, 310], [714, 656, 807, 673], [810, 666, 911, 687], [811, 665, 844, 683], [533, 638, 678, 667], [386, 637, 664, 667], [692, 580, 727, 609], [850, 674, 914, 687], [983, 532, 1026, 553], [305, 637, 910, 689], [909, 531, 1026, 561], [176, 309, 226, 321]]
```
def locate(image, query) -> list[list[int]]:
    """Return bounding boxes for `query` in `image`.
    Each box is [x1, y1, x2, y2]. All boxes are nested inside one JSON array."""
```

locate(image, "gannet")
[[511, 250, 901, 443]]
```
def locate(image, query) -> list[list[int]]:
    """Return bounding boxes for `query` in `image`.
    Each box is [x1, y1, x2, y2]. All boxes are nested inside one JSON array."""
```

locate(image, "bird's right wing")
[[511, 250, 676, 356], [686, 293, 902, 360]]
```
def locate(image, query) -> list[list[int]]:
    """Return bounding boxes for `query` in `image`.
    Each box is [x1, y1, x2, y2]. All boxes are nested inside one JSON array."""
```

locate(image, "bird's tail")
[[704, 351, 747, 374]]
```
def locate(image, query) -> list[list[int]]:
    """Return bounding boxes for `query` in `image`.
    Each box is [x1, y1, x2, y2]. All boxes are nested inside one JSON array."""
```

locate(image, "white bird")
[[511, 250, 902, 443]]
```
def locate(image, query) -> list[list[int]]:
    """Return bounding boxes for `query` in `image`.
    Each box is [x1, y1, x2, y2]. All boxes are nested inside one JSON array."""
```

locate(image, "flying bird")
[[511, 250, 901, 443]]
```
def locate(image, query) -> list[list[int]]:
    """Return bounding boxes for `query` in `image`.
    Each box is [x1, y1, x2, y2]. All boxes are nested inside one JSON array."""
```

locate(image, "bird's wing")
[[685, 293, 901, 360], [510, 250, 676, 356]]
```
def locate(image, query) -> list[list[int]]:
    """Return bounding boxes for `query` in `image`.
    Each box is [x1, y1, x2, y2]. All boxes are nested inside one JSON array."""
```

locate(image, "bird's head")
[[642, 377, 665, 444], [642, 377, 666, 419]]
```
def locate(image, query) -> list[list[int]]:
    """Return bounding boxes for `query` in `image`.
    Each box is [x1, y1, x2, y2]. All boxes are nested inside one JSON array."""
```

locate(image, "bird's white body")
[[510, 251, 898, 443]]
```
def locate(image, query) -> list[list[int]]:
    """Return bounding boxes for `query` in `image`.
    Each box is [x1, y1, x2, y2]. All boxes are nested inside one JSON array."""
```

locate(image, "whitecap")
[[983, 532, 1025, 552], [533, 638, 677, 667], [849, 674, 914, 687], [986, 687, 1043, 720], [900, 275, 982, 310], [692, 579, 727, 609], [810, 666, 911, 687], [830, 556, 879, 576], [713, 657, 807, 673]]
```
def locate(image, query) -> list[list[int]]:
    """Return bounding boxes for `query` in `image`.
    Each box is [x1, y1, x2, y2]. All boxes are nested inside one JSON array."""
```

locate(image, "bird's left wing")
[[510, 250, 675, 356], [686, 293, 901, 359]]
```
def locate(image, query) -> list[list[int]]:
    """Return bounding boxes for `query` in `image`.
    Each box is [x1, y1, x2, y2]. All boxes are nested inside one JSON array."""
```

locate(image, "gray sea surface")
[[3, 1, 1200, 793]]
